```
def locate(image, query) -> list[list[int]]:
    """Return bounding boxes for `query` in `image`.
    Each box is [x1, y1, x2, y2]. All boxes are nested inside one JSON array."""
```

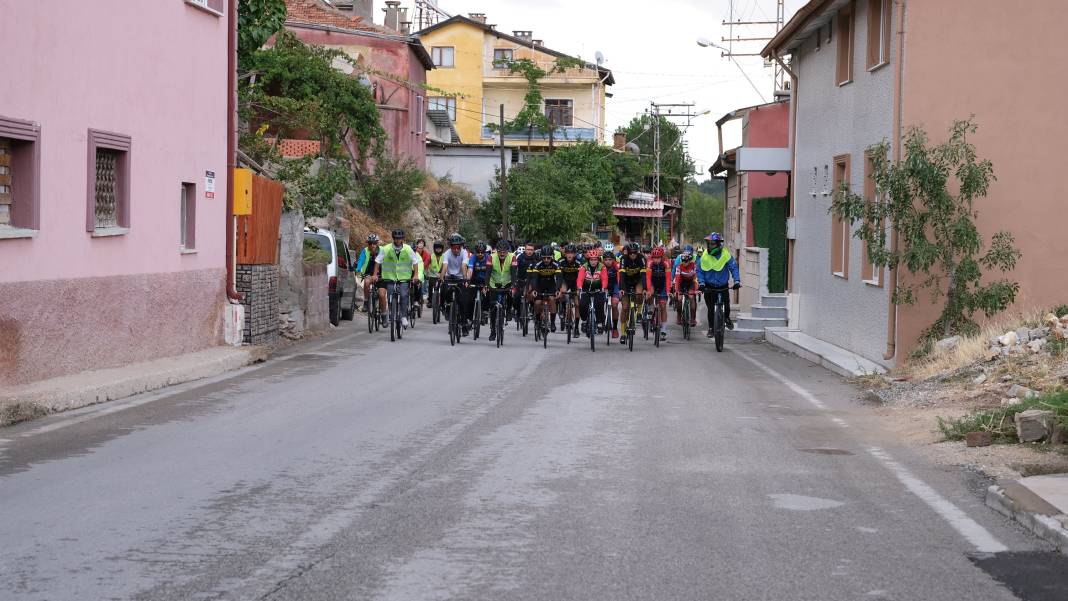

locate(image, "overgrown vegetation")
[[488, 57, 585, 139], [619, 115, 694, 200], [355, 157, 426, 222], [937, 390, 1068, 442], [680, 182, 724, 242], [831, 118, 1021, 341], [479, 142, 641, 242]]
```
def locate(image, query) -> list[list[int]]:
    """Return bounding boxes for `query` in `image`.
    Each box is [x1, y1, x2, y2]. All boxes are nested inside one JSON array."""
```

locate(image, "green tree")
[[238, 0, 287, 62], [697, 178, 725, 197], [620, 115, 694, 200], [355, 156, 426, 222], [681, 182, 724, 242], [831, 118, 1021, 339]]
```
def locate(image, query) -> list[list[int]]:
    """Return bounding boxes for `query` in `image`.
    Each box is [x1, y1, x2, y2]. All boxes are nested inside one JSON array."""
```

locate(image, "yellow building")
[[416, 14, 614, 148]]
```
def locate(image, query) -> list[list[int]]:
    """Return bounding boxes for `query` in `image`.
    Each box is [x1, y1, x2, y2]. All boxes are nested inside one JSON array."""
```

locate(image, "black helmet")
[[564, 244, 577, 253], [366, 233, 380, 244], [642, 245, 652, 254], [448, 233, 464, 245], [533, 249, 543, 260], [475, 241, 487, 253], [626, 242, 640, 253], [433, 240, 444, 251], [541, 245, 553, 257], [391, 228, 405, 239], [496, 240, 510, 251]]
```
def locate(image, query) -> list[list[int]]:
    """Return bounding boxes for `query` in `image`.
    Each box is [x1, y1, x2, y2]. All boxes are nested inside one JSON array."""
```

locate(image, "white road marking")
[[868, 446, 1008, 553], [738, 349, 1009, 554]]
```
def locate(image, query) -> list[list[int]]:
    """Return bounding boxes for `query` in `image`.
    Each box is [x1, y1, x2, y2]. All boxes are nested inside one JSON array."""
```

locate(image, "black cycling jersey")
[[529, 261, 562, 294], [602, 263, 620, 295], [648, 260, 670, 292], [513, 251, 538, 282], [558, 258, 581, 290], [618, 255, 647, 289]]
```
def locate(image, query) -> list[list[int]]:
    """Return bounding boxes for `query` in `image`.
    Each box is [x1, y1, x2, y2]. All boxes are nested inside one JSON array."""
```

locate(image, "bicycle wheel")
[[682, 297, 691, 340], [496, 304, 504, 348], [449, 298, 457, 346], [565, 297, 572, 345], [542, 306, 549, 349], [605, 301, 612, 348], [432, 286, 441, 324], [367, 294, 375, 334], [714, 304, 724, 353], [472, 293, 481, 341], [589, 302, 596, 353], [654, 308, 661, 348], [642, 302, 650, 340], [627, 306, 635, 352], [388, 292, 396, 342]]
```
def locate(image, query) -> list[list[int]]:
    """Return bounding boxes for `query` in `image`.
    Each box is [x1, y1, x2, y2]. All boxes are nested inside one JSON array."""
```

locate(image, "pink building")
[[283, 0, 434, 168], [0, 0, 230, 387]]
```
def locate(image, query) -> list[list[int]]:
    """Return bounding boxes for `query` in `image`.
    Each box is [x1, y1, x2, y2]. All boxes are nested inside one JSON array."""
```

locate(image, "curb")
[[986, 484, 1068, 554]]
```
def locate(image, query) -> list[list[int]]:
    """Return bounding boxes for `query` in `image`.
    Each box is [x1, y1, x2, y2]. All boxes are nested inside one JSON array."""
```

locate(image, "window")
[[866, 0, 891, 69], [831, 154, 851, 278], [492, 48, 514, 66], [86, 129, 132, 235], [545, 99, 573, 127], [414, 94, 424, 135], [835, 2, 854, 86], [429, 97, 457, 121], [0, 116, 41, 235], [431, 46, 455, 68], [861, 152, 882, 285], [180, 182, 196, 251], [185, 0, 224, 16]]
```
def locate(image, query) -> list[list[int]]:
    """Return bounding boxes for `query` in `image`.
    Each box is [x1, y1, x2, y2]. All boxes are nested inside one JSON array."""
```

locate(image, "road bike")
[[604, 294, 616, 349], [579, 289, 604, 353], [489, 286, 509, 348], [366, 285, 381, 334], [707, 285, 730, 352], [443, 280, 463, 346], [562, 290, 579, 345], [386, 281, 407, 342], [680, 292, 694, 341], [515, 283, 531, 337], [621, 290, 642, 352], [650, 293, 663, 348], [533, 292, 553, 349]]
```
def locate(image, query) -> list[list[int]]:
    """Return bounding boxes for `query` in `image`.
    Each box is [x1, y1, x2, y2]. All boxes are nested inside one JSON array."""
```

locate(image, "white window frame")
[[431, 46, 455, 68]]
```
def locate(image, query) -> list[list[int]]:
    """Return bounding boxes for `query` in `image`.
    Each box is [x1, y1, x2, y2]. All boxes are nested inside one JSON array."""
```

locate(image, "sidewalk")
[[987, 474, 1068, 554], [0, 346, 266, 427]]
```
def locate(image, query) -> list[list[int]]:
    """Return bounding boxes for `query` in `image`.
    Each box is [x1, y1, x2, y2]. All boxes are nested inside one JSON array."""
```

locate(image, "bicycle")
[[533, 292, 553, 349], [621, 290, 642, 352], [366, 284, 381, 334], [706, 285, 730, 353], [515, 284, 532, 337], [428, 278, 442, 324], [562, 290, 578, 345], [471, 286, 483, 341], [680, 293, 692, 341], [407, 284, 420, 330], [386, 281, 408, 342], [489, 286, 509, 348], [579, 289, 603, 353], [650, 293, 663, 348], [443, 280, 463, 346], [604, 294, 615, 349]]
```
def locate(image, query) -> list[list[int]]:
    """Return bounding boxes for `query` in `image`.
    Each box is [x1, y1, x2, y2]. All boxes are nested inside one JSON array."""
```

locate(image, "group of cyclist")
[[357, 228, 741, 345]]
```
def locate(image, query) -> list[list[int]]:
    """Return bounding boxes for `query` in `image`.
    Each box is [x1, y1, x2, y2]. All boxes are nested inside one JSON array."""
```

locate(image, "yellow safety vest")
[[429, 252, 444, 276], [700, 248, 732, 272], [490, 252, 513, 286], [380, 244, 415, 281]]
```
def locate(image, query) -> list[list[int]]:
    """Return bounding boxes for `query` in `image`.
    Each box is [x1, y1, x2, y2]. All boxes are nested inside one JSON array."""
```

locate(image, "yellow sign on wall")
[[233, 168, 252, 215]]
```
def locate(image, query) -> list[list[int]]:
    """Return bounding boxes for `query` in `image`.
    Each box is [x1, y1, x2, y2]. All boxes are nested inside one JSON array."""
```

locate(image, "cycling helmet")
[[448, 233, 464, 246], [603, 242, 615, 253], [475, 241, 487, 253], [391, 228, 405, 239], [626, 242, 640, 253], [496, 240, 510, 251], [564, 243, 577, 254], [366, 233, 380, 244], [534, 249, 543, 260], [585, 249, 600, 260], [684, 244, 694, 253], [642, 245, 652, 254], [705, 232, 723, 243], [681, 252, 693, 262], [602, 251, 616, 260], [541, 245, 554, 257], [551, 242, 560, 250], [433, 240, 444, 251], [651, 247, 665, 258]]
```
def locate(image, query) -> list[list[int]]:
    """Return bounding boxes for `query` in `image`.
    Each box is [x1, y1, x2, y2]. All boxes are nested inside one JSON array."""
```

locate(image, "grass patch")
[[851, 373, 889, 390], [909, 308, 1046, 381], [937, 390, 1068, 442], [0, 402, 51, 427]]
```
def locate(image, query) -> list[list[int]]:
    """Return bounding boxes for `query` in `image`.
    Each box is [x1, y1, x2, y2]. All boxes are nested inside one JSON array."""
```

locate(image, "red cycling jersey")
[[577, 264, 609, 291], [646, 258, 672, 293], [675, 260, 698, 291]]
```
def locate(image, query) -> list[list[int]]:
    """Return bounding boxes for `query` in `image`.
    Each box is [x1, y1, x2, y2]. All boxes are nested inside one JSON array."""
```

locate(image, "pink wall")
[[0, 0, 228, 283], [285, 27, 429, 168], [897, 0, 1068, 350], [743, 102, 790, 244]]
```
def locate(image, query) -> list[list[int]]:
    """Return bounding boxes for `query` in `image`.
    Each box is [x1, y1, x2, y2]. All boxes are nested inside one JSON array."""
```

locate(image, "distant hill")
[[696, 178, 725, 197]]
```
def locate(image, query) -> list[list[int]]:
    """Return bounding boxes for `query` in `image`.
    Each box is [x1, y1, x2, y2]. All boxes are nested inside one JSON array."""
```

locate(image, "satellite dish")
[[595, 51, 605, 66], [625, 142, 640, 156]]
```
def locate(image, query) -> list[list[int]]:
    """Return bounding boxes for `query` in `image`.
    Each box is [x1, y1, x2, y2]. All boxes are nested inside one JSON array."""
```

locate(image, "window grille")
[[95, 148, 120, 228]]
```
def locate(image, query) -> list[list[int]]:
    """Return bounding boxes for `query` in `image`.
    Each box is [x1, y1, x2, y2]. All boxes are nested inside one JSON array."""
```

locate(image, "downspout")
[[884, 0, 906, 360], [773, 50, 799, 292], [225, 0, 242, 302]]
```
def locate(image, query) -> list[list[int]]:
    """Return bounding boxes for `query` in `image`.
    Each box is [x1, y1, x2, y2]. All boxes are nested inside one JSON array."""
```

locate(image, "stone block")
[[998, 331, 1018, 347], [1015, 328, 1031, 343], [1015, 409, 1055, 443], [1052, 425, 1068, 446]]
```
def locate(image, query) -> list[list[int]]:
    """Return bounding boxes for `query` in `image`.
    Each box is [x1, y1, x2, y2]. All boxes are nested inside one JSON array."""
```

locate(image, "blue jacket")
[[696, 251, 740, 288]]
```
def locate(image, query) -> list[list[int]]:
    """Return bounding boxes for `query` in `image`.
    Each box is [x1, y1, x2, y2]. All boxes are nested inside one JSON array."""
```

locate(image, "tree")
[[681, 182, 724, 242], [831, 118, 1021, 339], [238, 0, 287, 62], [620, 115, 694, 200], [488, 57, 585, 142]]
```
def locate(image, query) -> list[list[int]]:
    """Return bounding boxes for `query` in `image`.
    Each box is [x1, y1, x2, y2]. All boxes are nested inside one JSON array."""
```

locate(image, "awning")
[[613, 207, 663, 218]]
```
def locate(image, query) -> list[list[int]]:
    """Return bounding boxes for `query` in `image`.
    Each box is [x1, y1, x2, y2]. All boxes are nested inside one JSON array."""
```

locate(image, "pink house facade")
[[0, 0, 230, 387]]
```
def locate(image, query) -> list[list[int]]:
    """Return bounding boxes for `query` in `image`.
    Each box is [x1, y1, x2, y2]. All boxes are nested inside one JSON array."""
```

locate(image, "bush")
[[357, 156, 426, 222], [937, 390, 1068, 442]]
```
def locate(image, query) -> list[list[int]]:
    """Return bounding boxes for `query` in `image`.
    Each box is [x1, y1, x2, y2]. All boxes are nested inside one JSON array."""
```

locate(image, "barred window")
[[86, 129, 131, 235], [0, 139, 11, 226], [95, 148, 120, 228], [0, 116, 42, 234], [545, 99, 573, 127]]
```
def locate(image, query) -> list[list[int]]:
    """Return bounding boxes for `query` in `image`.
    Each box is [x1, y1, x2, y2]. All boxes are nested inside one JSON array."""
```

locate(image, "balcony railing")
[[481, 126, 596, 142]]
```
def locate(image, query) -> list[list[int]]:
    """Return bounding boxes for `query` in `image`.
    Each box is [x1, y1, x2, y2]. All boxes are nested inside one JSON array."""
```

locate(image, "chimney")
[[613, 132, 626, 151], [382, 0, 400, 31], [513, 30, 533, 43], [532, 39, 543, 46], [468, 12, 487, 24], [398, 7, 410, 34], [350, 0, 373, 21]]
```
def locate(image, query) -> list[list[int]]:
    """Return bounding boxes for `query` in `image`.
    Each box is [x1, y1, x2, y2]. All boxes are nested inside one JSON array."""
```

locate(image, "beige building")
[[416, 14, 614, 148]]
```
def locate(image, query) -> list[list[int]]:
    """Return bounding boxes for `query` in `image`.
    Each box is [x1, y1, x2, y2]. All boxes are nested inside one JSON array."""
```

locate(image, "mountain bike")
[[429, 278, 441, 324], [387, 281, 407, 342], [444, 280, 463, 346], [707, 285, 729, 352], [407, 283, 420, 330], [367, 286, 381, 334], [489, 286, 509, 348]]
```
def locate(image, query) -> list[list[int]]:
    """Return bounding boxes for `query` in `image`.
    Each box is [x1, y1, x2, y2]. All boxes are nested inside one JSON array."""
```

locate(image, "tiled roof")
[[284, 0, 385, 32]]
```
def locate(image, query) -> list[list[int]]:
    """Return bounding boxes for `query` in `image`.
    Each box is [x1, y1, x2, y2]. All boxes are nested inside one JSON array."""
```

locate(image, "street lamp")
[[697, 37, 768, 104]]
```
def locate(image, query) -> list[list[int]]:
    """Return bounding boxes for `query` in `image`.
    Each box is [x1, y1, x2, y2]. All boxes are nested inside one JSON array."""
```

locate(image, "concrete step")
[[726, 327, 765, 341], [761, 294, 788, 308], [751, 304, 788, 319], [764, 327, 886, 377], [737, 314, 787, 330]]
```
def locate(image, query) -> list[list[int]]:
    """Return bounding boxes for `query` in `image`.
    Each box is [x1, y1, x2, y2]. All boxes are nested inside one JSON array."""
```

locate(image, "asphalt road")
[[0, 313, 1059, 601]]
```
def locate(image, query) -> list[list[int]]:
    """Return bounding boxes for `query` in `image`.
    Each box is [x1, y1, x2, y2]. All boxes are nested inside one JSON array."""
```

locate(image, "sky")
[[405, 0, 808, 179]]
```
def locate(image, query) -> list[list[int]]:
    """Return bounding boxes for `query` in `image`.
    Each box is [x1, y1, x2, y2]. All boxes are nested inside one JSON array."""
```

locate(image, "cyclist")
[[426, 240, 445, 309], [674, 250, 699, 327], [646, 246, 672, 341], [488, 240, 514, 342], [577, 249, 608, 335], [357, 233, 381, 313], [618, 242, 646, 345], [601, 250, 621, 339], [672, 244, 693, 280], [439, 233, 470, 332], [467, 241, 492, 333], [697, 232, 741, 335], [373, 228, 421, 329], [511, 242, 537, 321], [529, 245, 561, 332], [557, 244, 582, 332]]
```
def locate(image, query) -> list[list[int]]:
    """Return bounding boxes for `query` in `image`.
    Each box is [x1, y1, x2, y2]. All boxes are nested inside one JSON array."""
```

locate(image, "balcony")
[[483, 58, 599, 82], [481, 126, 596, 142]]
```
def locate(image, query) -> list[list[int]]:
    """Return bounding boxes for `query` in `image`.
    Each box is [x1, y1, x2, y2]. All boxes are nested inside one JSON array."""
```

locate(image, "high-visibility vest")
[[700, 248, 732, 272], [490, 252, 513, 286], [380, 244, 415, 281], [429, 252, 444, 276], [553, 250, 562, 261]]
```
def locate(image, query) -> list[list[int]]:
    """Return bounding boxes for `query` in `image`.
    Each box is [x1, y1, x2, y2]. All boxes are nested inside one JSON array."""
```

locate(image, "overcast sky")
[[408, 0, 808, 180]]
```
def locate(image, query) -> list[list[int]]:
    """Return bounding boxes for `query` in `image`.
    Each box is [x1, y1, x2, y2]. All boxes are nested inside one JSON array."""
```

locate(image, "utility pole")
[[722, 0, 787, 94], [499, 104, 509, 241], [649, 101, 699, 245]]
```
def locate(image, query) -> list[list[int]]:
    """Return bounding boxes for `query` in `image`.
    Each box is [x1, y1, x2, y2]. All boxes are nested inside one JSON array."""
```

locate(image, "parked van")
[[303, 227, 357, 326]]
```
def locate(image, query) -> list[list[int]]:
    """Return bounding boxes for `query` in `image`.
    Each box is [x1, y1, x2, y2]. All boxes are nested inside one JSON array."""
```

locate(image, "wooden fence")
[[236, 175, 284, 265]]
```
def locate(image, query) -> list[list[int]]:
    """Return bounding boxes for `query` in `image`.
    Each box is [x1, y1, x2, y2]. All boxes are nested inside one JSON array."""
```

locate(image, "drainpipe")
[[884, 0, 906, 360], [225, 0, 242, 302]]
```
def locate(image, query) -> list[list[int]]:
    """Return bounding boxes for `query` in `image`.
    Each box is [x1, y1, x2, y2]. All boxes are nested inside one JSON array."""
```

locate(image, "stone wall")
[[303, 263, 328, 332], [236, 264, 279, 345], [278, 210, 307, 339]]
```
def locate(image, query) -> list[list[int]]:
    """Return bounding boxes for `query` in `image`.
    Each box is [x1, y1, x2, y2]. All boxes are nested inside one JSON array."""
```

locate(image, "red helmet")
[[651, 247, 665, 259], [586, 249, 600, 260]]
